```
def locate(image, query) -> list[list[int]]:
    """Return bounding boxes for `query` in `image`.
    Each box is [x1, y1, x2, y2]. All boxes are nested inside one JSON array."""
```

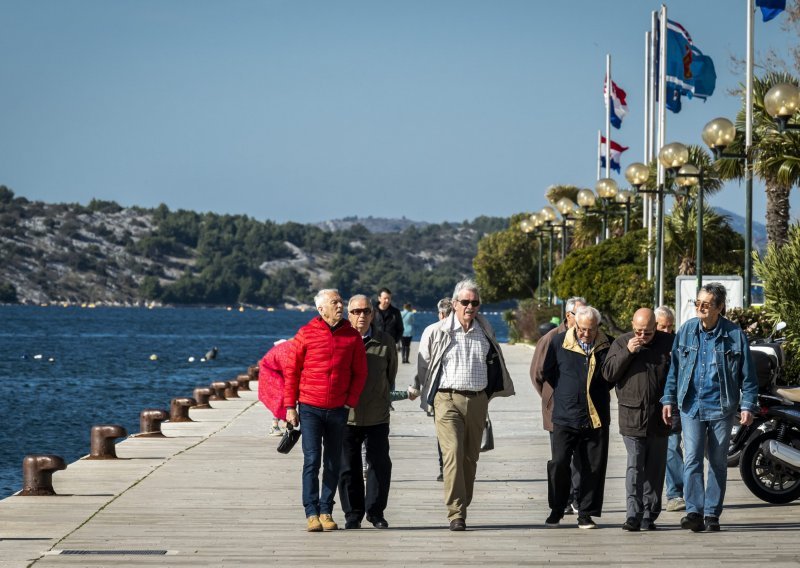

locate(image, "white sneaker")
[[268, 425, 283, 437], [666, 497, 686, 512]]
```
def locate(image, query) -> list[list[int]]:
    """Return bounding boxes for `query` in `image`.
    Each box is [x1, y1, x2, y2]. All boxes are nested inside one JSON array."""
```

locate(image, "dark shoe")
[[344, 518, 361, 529], [367, 516, 389, 529], [449, 518, 466, 531], [577, 515, 596, 529], [545, 511, 562, 527], [680, 512, 705, 532], [436, 472, 444, 482], [564, 501, 579, 515], [704, 516, 720, 532], [622, 517, 640, 532], [641, 519, 658, 531]]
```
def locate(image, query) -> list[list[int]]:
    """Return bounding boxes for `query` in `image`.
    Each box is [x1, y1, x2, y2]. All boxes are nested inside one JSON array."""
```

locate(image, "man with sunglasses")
[[661, 283, 757, 532], [603, 308, 672, 531], [416, 278, 515, 531], [338, 295, 399, 530]]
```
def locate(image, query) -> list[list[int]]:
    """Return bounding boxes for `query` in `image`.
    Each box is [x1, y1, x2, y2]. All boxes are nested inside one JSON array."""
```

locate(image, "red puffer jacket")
[[258, 339, 295, 421], [283, 317, 368, 410]]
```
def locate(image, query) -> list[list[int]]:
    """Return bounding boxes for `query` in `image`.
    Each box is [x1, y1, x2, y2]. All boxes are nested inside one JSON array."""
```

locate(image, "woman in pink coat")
[[259, 338, 295, 436]]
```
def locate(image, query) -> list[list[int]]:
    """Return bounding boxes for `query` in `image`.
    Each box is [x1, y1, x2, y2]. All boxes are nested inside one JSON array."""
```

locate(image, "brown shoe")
[[449, 518, 466, 531], [319, 514, 338, 531], [307, 515, 323, 532]]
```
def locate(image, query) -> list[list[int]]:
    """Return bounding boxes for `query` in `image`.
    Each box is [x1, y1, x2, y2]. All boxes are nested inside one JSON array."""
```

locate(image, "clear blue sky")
[[0, 0, 797, 225]]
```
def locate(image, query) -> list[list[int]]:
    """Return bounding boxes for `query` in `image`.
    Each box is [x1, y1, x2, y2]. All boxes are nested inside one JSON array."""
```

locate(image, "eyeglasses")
[[456, 299, 480, 307], [349, 308, 372, 316], [633, 328, 655, 336], [693, 300, 714, 310]]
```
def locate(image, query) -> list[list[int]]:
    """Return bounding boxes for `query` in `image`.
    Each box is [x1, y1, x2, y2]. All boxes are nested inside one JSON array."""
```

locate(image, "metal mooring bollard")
[[20, 454, 67, 496], [248, 364, 259, 382], [87, 425, 128, 459], [209, 381, 229, 401], [139, 409, 169, 437], [193, 387, 213, 409], [224, 379, 241, 399], [235, 372, 252, 391], [169, 397, 197, 422]]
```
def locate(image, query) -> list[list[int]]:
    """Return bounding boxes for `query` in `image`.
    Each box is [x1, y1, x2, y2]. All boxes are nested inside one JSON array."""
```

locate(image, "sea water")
[[0, 305, 508, 499]]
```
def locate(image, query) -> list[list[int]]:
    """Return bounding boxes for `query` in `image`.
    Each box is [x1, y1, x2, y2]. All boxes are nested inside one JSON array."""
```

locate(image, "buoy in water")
[[149, 354, 158, 361], [188, 356, 196, 363], [33, 354, 43, 360]]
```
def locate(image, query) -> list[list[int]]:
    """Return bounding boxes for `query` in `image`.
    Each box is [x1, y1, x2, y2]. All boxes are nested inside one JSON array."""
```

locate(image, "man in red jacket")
[[284, 289, 368, 532]]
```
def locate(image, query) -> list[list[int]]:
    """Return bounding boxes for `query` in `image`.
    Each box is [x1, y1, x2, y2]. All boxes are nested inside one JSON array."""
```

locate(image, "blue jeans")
[[680, 412, 734, 518], [665, 431, 684, 499], [298, 403, 349, 517]]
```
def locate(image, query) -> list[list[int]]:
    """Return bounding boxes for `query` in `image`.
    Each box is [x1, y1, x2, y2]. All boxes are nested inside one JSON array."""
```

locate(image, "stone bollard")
[[209, 381, 229, 401], [139, 409, 169, 437], [169, 397, 197, 422], [236, 373, 252, 391], [224, 380, 241, 399], [193, 387, 213, 409], [20, 454, 67, 496], [86, 425, 128, 460]]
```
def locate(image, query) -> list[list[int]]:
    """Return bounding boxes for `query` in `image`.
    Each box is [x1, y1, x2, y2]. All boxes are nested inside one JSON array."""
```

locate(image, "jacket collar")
[[562, 326, 610, 355]]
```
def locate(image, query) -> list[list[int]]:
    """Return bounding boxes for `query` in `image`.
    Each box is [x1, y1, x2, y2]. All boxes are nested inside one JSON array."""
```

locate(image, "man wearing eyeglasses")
[[541, 305, 612, 529], [603, 308, 673, 532], [416, 278, 515, 531], [660, 283, 757, 533], [338, 295, 399, 530]]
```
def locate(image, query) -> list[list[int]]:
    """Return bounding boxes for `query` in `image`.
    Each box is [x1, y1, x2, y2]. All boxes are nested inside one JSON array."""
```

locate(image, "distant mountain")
[[714, 207, 768, 253], [315, 216, 430, 233]]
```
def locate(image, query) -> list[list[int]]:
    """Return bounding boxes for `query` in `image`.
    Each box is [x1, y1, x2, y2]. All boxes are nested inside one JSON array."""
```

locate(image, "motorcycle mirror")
[[776, 322, 787, 333]]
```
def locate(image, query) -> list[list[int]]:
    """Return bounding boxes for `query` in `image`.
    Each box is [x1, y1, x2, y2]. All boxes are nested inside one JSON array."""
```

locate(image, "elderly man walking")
[[541, 305, 612, 529], [417, 279, 515, 531], [661, 283, 758, 533], [284, 289, 368, 532], [338, 294, 399, 530], [603, 308, 672, 531]]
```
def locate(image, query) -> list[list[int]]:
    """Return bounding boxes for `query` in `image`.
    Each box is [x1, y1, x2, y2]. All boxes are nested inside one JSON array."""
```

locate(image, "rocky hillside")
[[0, 187, 506, 307]]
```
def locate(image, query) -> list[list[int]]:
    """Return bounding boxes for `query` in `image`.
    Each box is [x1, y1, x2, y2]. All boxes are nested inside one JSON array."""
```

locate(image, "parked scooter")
[[727, 322, 787, 467], [739, 385, 800, 504]]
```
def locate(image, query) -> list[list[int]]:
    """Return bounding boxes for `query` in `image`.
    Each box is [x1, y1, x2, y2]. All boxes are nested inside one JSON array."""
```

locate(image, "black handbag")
[[480, 415, 494, 452], [277, 423, 301, 454]]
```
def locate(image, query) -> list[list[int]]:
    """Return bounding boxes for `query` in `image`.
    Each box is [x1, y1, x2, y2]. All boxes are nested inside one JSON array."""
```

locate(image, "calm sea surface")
[[0, 305, 507, 499]]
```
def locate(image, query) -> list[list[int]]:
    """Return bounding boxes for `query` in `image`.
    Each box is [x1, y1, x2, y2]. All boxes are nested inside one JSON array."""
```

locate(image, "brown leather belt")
[[438, 388, 482, 396]]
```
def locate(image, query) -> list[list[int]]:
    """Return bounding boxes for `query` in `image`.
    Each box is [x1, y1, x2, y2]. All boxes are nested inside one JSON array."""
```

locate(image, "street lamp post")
[[764, 82, 800, 133], [554, 197, 580, 319], [595, 178, 618, 240], [540, 205, 558, 305]]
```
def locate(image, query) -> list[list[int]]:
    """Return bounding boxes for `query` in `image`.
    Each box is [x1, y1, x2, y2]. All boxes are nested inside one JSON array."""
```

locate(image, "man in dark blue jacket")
[[541, 306, 612, 529]]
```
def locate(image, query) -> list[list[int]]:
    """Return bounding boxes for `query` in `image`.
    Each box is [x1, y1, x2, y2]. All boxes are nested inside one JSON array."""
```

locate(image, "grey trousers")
[[622, 434, 668, 521]]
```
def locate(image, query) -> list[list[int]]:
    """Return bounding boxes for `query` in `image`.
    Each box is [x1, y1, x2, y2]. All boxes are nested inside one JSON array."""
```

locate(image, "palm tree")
[[714, 72, 800, 248]]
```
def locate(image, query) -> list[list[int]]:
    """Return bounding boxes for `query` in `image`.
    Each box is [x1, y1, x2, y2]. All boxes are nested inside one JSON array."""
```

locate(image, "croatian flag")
[[756, 0, 786, 22], [604, 79, 628, 129], [599, 136, 629, 174]]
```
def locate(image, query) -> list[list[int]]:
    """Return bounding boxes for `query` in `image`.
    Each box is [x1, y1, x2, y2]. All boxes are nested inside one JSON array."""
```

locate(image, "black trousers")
[[338, 422, 392, 521], [549, 431, 580, 506], [548, 424, 609, 517], [401, 336, 412, 363]]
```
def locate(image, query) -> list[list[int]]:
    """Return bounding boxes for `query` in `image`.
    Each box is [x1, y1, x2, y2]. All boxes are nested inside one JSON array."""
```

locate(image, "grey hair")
[[314, 289, 340, 308], [574, 305, 601, 325], [347, 294, 370, 309], [452, 278, 480, 302], [700, 282, 727, 315], [565, 296, 587, 313], [654, 305, 675, 322], [437, 297, 453, 316]]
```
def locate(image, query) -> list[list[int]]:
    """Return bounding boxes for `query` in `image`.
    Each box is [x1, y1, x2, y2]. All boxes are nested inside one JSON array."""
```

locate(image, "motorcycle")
[[727, 322, 787, 467], [739, 386, 800, 504]]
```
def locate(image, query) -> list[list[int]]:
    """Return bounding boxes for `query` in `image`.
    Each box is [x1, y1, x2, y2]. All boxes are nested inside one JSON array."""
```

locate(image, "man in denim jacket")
[[660, 283, 758, 532]]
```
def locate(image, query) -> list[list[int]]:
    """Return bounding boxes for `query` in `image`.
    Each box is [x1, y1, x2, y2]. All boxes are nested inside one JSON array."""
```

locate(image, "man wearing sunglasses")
[[661, 283, 757, 533], [338, 295, 399, 530], [416, 278, 515, 531]]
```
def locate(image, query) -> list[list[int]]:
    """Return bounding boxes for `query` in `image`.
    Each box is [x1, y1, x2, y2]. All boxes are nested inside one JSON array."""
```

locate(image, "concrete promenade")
[[2, 342, 800, 567]]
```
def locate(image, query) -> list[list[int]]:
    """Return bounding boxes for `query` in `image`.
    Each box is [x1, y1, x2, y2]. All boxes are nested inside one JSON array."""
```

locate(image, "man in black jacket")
[[372, 288, 404, 345], [541, 306, 612, 530], [603, 308, 672, 532]]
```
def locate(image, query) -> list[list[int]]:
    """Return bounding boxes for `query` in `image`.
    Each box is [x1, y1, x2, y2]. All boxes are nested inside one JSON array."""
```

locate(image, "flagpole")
[[605, 54, 612, 180], [744, 0, 754, 307], [656, 4, 668, 307], [644, 29, 654, 281]]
